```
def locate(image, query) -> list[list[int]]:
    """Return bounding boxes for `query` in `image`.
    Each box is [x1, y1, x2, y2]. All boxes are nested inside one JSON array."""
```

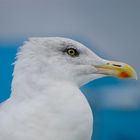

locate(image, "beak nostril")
[[112, 64, 122, 67]]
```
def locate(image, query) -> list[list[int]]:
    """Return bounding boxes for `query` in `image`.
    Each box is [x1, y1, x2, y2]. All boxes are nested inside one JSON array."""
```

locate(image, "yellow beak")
[[95, 61, 137, 80]]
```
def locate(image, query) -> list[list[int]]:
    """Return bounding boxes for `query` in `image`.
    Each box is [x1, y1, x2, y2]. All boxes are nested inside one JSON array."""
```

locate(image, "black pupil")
[[69, 50, 74, 54]]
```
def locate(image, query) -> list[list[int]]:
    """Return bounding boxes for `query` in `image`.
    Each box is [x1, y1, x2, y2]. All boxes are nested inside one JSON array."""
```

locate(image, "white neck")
[[10, 70, 93, 140]]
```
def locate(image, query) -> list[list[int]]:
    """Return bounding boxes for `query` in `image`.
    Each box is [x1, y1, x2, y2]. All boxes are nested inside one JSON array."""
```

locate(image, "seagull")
[[0, 37, 137, 140]]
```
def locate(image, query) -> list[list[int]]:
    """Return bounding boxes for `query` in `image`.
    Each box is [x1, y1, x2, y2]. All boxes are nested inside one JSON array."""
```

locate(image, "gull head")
[[16, 37, 137, 87]]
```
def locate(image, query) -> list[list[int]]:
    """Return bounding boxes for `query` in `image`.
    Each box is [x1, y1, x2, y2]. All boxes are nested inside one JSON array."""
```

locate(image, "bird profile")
[[0, 37, 137, 140]]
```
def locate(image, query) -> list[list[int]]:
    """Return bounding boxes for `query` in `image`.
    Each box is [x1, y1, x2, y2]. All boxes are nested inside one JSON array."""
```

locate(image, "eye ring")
[[66, 48, 79, 57]]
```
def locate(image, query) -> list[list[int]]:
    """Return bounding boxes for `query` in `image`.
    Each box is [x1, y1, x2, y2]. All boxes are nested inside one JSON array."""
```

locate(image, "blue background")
[[0, 0, 140, 140]]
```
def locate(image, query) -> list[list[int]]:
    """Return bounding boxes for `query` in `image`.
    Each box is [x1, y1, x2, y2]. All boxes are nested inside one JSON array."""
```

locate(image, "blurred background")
[[0, 0, 140, 140]]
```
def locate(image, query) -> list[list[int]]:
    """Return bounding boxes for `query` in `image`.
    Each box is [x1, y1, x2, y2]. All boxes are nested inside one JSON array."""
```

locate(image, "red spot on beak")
[[120, 72, 130, 78]]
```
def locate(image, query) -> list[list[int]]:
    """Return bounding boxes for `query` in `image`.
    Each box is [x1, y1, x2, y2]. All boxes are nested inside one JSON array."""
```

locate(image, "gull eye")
[[66, 48, 79, 57]]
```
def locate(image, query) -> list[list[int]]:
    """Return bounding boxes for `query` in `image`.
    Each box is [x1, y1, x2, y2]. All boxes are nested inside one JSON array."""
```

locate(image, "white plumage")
[[0, 37, 135, 140]]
